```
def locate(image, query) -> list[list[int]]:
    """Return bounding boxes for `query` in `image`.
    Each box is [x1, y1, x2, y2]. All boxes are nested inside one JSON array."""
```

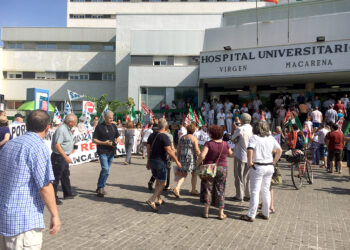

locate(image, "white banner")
[[200, 40, 350, 79], [9, 124, 140, 166]]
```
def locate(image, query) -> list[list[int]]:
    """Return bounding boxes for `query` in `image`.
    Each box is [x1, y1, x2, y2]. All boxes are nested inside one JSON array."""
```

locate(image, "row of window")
[[7, 43, 115, 51], [69, 14, 115, 19], [70, 0, 249, 2], [4, 72, 115, 81]]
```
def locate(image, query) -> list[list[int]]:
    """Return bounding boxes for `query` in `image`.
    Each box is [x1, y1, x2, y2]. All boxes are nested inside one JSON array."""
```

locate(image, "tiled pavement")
[[43, 156, 350, 250]]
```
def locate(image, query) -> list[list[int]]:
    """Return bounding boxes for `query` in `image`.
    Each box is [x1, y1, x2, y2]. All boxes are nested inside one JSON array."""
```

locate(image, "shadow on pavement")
[[314, 186, 350, 195], [106, 183, 151, 194]]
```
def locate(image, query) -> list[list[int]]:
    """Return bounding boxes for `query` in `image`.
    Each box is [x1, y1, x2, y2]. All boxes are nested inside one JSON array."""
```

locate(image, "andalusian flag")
[[286, 115, 303, 131], [130, 106, 137, 121], [198, 112, 205, 127], [189, 107, 196, 122]]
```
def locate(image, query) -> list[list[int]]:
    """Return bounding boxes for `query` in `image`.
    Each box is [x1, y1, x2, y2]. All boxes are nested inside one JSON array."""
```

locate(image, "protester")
[[173, 123, 201, 198], [146, 119, 181, 212], [325, 105, 338, 124], [272, 126, 284, 145], [12, 113, 24, 124], [51, 113, 77, 205], [224, 99, 233, 115], [116, 119, 122, 128], [241, 121, 282, 222], [226, 109, 233, 134], [344, 131, 350, 175], [334, 99, 346, 117], [93, 111, 121, 197], [217, 108, 225, 127], [317, 124, 329, 168], [0, 116, 11, 150], [231, 113, 253, 202], [0, 110, 6, 117], [310, 127, 320, 165], [276, 105, 286, 128], [142, 123, 153, 159], [298, 102, 309, 124], [197, 125, 233, 219], [0, 110, 61, 248], [124, 121, 136, 165], [208, 106, 215, 126], [287, 124, 299, 149], [252, 109, 260, 123], [325, 123, 344, 174], [311, 106, 322, 128], [178, 122, 187, 140]]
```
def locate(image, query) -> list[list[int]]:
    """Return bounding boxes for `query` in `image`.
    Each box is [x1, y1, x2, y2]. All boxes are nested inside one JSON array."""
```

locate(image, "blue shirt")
[[0, 132, 54, 236]]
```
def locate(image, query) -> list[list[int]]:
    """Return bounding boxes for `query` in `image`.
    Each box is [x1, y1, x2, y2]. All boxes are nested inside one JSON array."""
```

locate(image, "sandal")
[[202, 213, 209, 219], [269, 208, 276, 214], [172, 189, 180, 198], [257, 213, 269, 220], [156, 199, 165, 206], [146, 200, 158, 212], [326, 170, 333, 173], [219, 214, 227, 220], [240, 215, 254, 222]]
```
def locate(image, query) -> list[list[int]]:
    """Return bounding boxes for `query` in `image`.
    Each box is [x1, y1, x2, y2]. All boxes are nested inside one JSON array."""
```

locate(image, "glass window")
[[70, 44, 90, 50], [102, 73, 114, 80], [35, 72, 46, 79], [46, 72, 56, 80], [8, 43, 23, 49], [8, 72, 23, 79], [104, 45, 114, 51], [47, 44, 57, 49], [37, 43, 56, 49], [37, 44, 46, 49], [153, 56, 167, 66]]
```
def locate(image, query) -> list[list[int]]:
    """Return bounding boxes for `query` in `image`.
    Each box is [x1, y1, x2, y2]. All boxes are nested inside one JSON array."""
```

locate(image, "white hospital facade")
[[1, 0, 350, 113]]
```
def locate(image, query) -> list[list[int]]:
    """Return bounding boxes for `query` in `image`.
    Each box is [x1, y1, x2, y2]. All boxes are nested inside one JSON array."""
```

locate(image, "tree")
[[125, 97, 135, 110], [85, 94, 126, 114]]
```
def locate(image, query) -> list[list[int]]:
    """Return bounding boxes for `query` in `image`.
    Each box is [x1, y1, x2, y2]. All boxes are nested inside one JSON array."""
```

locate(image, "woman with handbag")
[[241, 121, 282, 222], [172, 123, 201, 198], [197, 125, 233, 220]]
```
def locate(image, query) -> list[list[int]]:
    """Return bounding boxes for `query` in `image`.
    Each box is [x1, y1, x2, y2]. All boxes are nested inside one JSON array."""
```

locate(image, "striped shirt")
[[0, 132, 54, 236]]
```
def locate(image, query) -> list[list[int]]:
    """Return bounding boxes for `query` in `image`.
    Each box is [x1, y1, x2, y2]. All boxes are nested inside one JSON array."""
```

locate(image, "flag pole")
[[288, 0, 290, 43], [256, 0, 259, 47]]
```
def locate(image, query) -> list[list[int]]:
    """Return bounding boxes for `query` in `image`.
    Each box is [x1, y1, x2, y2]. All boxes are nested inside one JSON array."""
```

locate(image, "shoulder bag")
[[271, 163, 283, 186], [196, 141, 224, 181]]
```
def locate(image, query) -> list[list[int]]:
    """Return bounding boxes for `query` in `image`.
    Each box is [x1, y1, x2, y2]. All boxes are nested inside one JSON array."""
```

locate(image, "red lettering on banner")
[[90, 142, 96, 150], [81, 143, 89, 152]]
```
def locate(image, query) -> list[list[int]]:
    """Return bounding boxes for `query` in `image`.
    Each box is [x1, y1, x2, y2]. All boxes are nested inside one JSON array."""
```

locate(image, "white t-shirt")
[[305, 121, 313, 133], [341, 97, 349, 108], [142, 128, 153, 142], [311, 110, 322, 123], [217, 113, 225, 126], [224, 102, 233, 113], [216, 103, 224, 114], [203, 102, 210, 112], [178, 126, 187, 139], [252, 112, 260, 122], [253, 99, 262, 110], [226, 113, 233, 120], [209, 109, 215, 119], [193, 129, 200, 139], [317, 128, 329, 144], [248, 135, 281, 164], [241, 107, 249, 113]]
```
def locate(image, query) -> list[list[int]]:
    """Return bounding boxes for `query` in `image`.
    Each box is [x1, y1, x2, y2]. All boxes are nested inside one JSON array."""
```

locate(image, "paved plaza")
[[43, 156, 350, 250]]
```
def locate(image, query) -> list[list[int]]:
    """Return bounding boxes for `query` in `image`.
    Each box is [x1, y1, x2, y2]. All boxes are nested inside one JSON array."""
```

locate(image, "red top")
[[203, 141, 230, 167], [287, 131, 298, 149], [325, 130, 344, 150], [334, 103, 345, 114]]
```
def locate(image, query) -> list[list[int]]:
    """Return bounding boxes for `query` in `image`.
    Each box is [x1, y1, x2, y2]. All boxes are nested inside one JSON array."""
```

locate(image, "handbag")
[[196, 142, 224, 180], [271, 163, 282, 186]]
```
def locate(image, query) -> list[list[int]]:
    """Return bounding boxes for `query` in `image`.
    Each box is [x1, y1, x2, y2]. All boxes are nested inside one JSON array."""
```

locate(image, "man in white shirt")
[[216, 109, 225, 127], [325, 105, 338, 124], [340, 94, 349, 110], [216, 100, 224, 117], [311, 106, 322, 128], [11, 113, 24, 125], [208, 106, 215, 126], [317, 124, 329, 168], [224, 99, 234, 115], [253, 97, 262, 111], [178, 122, 187, 139], [274, 96, 283, 108], [231, 113, 253, 202]]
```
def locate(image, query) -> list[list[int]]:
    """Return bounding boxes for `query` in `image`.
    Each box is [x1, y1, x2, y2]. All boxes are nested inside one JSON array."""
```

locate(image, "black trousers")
[[51, 153, 72, 199]]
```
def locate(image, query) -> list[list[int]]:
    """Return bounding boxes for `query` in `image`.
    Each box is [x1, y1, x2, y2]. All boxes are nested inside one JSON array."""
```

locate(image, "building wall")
[[1, 79, 114, 102], [67, 2, 264, 27], [115, 14, 224, 108], [2, 51, 115, 72], [0, 47, 2, 95], [203, 11, 350, 51]]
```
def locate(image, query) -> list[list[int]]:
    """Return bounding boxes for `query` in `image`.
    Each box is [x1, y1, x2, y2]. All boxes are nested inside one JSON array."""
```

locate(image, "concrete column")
[[305, 82, 314, 92]]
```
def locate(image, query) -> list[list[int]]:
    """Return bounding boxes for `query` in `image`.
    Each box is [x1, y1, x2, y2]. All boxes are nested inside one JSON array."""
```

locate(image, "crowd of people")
[[0, 92, 350, 248]]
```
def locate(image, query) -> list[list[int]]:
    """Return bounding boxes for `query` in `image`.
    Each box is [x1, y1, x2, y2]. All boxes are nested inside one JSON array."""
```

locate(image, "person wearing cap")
[[12, 113, 24, 125], [0, 116, 12, 150], [325, 105, 338, 124], [231, 113, 253, 202]]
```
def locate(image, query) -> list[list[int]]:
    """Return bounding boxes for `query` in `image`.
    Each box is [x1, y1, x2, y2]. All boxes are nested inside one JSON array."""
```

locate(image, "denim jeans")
[[97, 154, 114, 189]]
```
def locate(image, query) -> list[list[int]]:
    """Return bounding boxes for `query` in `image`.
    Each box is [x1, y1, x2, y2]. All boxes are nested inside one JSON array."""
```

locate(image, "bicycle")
[[287, 147, 313, 190]]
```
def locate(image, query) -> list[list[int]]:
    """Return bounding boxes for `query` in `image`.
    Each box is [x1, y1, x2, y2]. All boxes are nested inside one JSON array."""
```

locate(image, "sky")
[[0, 0, 67, 46]]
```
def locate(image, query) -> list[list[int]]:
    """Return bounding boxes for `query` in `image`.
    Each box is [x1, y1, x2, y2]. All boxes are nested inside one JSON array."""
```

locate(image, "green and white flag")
[[198, 112, 205, 127], [189, 107, 196, 122], [131, 106, 137, 121], [286, 115, 303, 131]]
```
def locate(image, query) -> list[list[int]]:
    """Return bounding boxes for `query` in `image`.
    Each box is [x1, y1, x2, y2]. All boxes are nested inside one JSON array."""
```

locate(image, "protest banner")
[[9, 123, 138, 166]]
